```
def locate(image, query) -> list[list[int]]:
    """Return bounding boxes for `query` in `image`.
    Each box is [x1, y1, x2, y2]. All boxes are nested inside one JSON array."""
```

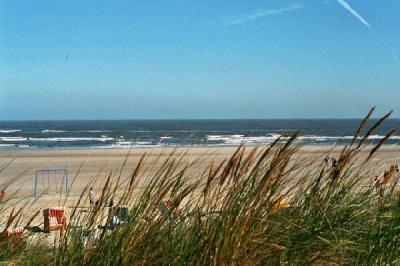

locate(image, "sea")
[[0, 119, 400, 149]]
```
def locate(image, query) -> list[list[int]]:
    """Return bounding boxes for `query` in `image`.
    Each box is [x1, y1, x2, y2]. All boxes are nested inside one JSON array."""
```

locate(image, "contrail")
[[336, 0, 371, 29], [336, 0, 400, 66], [223, 4, 302, 26]]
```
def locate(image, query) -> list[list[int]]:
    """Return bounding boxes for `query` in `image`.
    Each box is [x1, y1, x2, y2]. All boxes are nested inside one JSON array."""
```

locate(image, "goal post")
[[33, 168, 69, 197]]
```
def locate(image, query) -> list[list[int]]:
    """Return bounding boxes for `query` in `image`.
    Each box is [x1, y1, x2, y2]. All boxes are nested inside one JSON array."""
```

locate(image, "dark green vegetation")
[[1, 108, 400, 265]]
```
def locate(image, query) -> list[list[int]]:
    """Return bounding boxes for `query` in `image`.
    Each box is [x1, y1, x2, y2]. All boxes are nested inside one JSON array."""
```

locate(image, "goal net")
[[33, 168, 69, 197]]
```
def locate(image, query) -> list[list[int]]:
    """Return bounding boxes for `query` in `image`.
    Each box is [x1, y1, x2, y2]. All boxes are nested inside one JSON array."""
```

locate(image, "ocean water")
[[0, 119, 399, 149]]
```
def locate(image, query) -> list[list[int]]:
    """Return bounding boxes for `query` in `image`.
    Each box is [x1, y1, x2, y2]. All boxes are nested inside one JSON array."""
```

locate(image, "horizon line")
[[1, 117, 400, 122]]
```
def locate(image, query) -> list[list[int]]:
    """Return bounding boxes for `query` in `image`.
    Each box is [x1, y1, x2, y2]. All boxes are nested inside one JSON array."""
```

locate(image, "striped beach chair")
[[43, 207, 67, 232], [3, 227, 25, 238]]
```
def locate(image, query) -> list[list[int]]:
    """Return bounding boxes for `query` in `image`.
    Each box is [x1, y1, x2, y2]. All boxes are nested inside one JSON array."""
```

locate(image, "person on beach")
[[331, 158, 338, 168], [89, 187, 97, 206], [109, 198, 114, 207], [0, 189, 5, 203]]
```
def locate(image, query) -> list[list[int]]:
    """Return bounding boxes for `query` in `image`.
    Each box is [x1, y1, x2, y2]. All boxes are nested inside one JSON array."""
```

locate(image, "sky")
[[0, 0, 399, 120]]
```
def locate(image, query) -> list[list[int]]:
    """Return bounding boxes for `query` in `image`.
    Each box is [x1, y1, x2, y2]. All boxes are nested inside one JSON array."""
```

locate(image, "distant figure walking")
[[331, 158, 338, 168], [324, 156, 330, 165], [0, 189, 5, 203], [89, 187, 97, 206]]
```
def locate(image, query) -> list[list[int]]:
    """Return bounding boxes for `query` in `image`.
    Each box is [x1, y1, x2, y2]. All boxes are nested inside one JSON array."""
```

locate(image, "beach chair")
[[43, 207, 67, 232], [2, 227, 25, 239]]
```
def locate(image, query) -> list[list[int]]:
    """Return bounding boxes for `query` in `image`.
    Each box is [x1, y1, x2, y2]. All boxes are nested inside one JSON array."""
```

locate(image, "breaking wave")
[[206, 134, 400, 145], [0, 130, 21, 133], [29, 137, 114, 142], [0, 137, 27, 142], [42, 130, 67, 133]]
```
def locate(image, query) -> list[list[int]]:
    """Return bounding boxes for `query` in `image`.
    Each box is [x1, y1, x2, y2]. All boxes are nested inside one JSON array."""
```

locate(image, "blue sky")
[[0, 0, 399, 120]]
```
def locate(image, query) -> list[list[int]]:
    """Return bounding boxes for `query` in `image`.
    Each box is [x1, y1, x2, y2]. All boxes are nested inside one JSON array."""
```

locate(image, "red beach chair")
[[4, 227, 25, 238], [43, 207, 67, 232]]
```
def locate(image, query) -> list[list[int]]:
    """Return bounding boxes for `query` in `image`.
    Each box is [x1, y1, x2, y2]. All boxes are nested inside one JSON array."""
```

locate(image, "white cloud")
[[223, 4, 303, 26], [336, 0, 371, 29]]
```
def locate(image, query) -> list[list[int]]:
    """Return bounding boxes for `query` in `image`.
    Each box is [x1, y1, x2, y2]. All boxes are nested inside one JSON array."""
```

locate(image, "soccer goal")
[[33, 168, 69, 197]]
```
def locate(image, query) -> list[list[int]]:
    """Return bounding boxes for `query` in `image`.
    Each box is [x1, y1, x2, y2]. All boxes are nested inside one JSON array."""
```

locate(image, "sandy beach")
[[2, 145, 400, 193], [1, 145, 400, 220]]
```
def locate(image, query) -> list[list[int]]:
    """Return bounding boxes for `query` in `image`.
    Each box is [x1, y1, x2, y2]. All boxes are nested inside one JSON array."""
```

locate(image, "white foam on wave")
[[0, 143, 32, 148], [115, 141, 135, 145], [0, 137, 27, 142], [0, 130, 21, 133], [131, 130, 206, 133], [298, 135, 400, 141], [206, 134, 400, 145], [96, 141, 161, 148], [136, 141, 154, 145], [88, 130, 112, 133], [42, 129, 66, 133], [0, 144, 16, 147], [206, 134, 282, 145], [29, 137, 114, 142], [297, 135, 346, 141], [368, 135, 400, 140], [17, 144, 31, 148]]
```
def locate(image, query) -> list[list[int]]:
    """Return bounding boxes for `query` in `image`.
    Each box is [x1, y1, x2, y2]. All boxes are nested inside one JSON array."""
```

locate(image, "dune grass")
[[1, 108, 400, 265]]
